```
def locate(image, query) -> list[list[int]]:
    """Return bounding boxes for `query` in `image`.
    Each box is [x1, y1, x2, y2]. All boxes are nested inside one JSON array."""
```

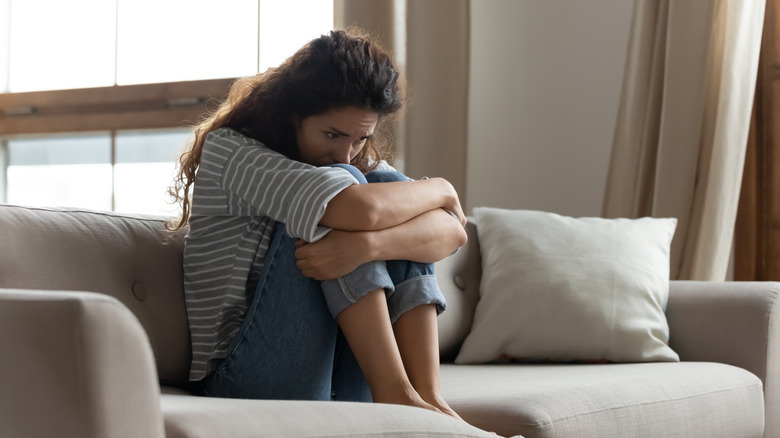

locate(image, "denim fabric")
[[202, 164, 447, 401], [202, 222, 371, 401], [323, 164, 446, 321], [385, 262, 445, 323], [320, 259, 395, 318]]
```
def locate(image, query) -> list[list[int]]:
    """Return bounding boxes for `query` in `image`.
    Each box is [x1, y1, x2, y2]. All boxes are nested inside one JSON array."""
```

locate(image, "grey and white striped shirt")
[[183, 127, 359, 381]]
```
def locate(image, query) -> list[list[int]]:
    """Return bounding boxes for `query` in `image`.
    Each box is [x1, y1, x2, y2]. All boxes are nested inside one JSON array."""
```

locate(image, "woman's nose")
[[333, 142, 352, 164]]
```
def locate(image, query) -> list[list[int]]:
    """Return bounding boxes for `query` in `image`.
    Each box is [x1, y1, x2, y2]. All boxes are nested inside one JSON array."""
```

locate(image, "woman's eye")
[[326, 132, 338, 139]]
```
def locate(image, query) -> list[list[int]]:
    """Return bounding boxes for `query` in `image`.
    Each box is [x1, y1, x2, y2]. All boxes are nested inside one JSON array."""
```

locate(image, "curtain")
[[735, 0, 779, 282], [334, 0, 470, 203], [602, 0, 764, 280]]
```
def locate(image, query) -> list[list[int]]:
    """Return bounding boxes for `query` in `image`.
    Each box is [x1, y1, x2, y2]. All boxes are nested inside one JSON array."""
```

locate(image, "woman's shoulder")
[[205, 127, 262, 149], [202, 128, 277, 159]]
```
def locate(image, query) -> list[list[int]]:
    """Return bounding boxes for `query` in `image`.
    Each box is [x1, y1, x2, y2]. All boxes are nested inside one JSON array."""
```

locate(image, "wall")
[[466, 0, 634, 217]]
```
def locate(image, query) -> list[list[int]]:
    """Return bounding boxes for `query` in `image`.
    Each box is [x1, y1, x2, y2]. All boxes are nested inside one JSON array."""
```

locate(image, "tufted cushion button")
[[132, 282, 146, 301], [453, 275, 467, 290]]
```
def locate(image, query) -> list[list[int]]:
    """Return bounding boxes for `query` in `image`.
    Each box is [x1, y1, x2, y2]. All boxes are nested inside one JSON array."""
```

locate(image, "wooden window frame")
[[0, 78, 234, 136], [0, 78, 234, 206]]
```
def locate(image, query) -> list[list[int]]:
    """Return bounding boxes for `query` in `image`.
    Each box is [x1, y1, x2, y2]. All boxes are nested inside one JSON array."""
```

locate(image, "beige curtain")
[[334, 0, 470, 204], [603, 0, 764, 280]]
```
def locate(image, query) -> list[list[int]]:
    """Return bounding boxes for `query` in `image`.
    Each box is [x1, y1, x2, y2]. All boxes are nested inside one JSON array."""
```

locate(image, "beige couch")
[[0, 204, 776, 438]]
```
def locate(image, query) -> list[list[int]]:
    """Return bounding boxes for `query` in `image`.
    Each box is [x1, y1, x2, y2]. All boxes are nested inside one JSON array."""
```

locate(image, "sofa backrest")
[[0, 203, 483, 383], [0, 204, 191, 386], [435, 221, 482, 361]]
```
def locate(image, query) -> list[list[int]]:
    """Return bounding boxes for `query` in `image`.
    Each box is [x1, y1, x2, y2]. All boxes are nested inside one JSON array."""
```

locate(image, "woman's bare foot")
[[373, 386, 446, 416], [417, 389, 462, 420], [378, 385, 499, 434]]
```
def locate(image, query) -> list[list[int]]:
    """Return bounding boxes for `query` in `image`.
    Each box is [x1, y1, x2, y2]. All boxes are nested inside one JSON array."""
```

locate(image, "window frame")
[[0, 78, 234, 135], [0, 78, 233, 208]]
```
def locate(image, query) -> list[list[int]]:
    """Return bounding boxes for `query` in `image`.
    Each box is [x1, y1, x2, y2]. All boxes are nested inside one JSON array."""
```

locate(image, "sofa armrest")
[[0, 289, 165, 438], [666, 280, 780, 437]]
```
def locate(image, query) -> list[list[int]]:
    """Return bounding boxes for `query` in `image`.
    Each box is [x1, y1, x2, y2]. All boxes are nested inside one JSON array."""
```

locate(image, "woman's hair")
[[167, 28, 405, 231]]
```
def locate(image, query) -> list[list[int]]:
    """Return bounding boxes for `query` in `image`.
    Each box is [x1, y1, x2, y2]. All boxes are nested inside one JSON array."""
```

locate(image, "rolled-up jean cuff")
[[321, 260, 395, 319], [387, 274, 447, 323]]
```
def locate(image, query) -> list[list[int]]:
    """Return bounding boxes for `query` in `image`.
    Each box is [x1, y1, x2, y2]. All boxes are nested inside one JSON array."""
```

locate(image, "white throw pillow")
[[455, 208, 680, 364]]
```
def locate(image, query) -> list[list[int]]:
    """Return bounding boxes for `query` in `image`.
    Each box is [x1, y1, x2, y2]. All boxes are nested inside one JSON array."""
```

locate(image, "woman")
[[168, 28, 467, 419]]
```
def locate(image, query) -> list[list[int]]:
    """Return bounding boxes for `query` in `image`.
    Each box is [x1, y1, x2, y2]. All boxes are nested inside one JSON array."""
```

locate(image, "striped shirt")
[[183, 127, 360, 381]]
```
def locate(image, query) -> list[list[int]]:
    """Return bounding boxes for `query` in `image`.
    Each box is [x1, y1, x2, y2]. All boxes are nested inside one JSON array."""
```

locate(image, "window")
[[0, 0, 334, 215], [114, 130, 192, 215], [2, 0, 334, 93], [5, 129, 191, 215], [7, 134, 113, 211]]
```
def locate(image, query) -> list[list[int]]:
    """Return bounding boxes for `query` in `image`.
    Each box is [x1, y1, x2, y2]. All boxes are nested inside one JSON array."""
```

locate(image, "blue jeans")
[[201, 165, 447, 402]]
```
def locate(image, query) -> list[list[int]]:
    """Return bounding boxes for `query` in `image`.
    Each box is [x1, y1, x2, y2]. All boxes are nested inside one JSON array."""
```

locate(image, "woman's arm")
[[319, 177, 466, 231], [214, 130, 360, 242], [295, 209, 467, 281]]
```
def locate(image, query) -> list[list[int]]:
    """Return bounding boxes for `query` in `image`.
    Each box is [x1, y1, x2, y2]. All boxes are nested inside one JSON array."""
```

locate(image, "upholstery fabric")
[[440, 362, 764, 438], [666, 280, 780, 437], [0, 205, 775, 437], [0, 289, 165, 438], [435, 219, 482, 361], [161, 394, 504, 438], [0, 205, 191, 386]]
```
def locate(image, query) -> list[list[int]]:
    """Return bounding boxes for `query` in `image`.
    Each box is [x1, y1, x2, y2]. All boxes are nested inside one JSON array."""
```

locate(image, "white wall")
[[466, 0, 634, 217]]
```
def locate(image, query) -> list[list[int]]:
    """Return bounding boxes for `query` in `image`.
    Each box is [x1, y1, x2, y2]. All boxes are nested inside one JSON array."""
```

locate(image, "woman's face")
[[295, 106, 378, 166]]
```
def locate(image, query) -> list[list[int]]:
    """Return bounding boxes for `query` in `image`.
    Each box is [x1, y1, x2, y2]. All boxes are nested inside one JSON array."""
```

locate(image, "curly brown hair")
[[167, 28, 406, 231]]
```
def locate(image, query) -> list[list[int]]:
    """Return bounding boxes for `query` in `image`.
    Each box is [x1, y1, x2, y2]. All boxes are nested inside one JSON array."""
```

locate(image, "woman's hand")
[[297, 206, 467, 281], [433, 177, 467, 227], [295, 231, 372, 281]]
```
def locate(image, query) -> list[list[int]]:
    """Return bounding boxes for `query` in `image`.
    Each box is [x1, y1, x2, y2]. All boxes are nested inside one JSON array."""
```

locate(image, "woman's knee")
[[366, 169, 411, 183], [329, 163, 367, 184], [329, 164, 411, 185]]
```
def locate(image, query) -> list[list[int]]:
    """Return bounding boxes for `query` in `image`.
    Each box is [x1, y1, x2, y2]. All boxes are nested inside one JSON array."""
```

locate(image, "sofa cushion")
[[457, 208, 679, 364], [160, 393, 504, 438], [0, 205, 190, 386], [440, 362, 764, 438]]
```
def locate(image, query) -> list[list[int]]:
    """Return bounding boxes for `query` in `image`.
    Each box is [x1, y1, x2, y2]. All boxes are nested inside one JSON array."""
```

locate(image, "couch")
[[0, 203, 776, 437]]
